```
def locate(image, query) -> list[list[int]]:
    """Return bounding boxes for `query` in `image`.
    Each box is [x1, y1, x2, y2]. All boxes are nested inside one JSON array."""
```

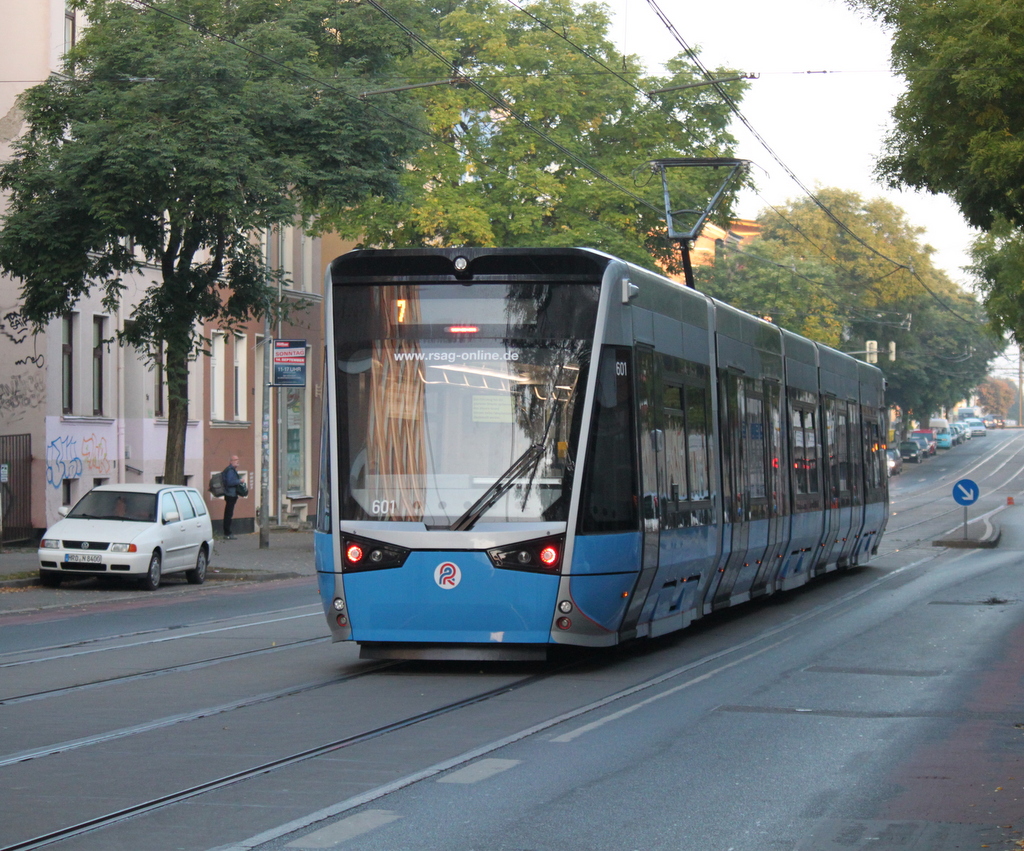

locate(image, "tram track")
[[0, 662, 400, 769], [0, 662, 568, 851], [0, 547, 934, 851], [0, 635, 331, 705], [0, 606, 322, 666]]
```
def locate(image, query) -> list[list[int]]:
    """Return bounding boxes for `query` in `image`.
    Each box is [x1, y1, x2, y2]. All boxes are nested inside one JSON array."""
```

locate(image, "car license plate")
[[64, 553, 102, 564]]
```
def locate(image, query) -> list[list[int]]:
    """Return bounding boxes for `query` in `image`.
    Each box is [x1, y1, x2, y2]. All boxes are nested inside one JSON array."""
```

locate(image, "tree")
[[976, 376, 1017, 418], [0, 0, 421, 483], [330, 0, 749, 274], [849, 0, 1024, 232], [848, 0, 1024, 343], [695, 188, 1000, 420]]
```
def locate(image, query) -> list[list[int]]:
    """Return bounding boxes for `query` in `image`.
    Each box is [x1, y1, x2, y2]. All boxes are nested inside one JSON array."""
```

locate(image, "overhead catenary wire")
[[638, 0, 981, 324]]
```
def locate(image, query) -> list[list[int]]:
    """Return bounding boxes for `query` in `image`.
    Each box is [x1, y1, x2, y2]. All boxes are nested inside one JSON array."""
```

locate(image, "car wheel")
[[39, 570, 62, 588], [140, 551, 162, 591], [187, 547, 208, 585]]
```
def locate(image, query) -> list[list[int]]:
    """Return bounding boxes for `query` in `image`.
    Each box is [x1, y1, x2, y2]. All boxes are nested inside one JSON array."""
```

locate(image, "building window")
[[154, 340, 166, 418], [62, 314, 75, 415], [64, 7, 76, 54], [62, 478, 75, 508], [211, 331, 225, 420], [92, 316, 105, 416], [299, 231, 314, 292], [233, 333, 247, 421]]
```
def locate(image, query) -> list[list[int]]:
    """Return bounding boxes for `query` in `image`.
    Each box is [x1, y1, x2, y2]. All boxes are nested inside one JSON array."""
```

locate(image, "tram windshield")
[[333, 281, 600, 527]]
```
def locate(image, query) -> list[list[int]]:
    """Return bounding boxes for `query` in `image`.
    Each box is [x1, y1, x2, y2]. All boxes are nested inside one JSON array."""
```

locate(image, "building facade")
[[0, 2, 339, 541]]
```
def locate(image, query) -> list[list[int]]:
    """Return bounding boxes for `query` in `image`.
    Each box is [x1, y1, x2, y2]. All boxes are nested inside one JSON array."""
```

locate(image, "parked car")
[[949, 422, 965, 444], [900, 439, 925, 463], [910, 430, 937, 455], [886, 447, 904, 476], [37, 484, 214, 590], [928, 418, 954, 449]]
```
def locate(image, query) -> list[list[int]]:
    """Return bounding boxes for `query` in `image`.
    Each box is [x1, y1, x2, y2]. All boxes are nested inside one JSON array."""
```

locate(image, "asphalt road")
[[2, 431, 1024, 851]]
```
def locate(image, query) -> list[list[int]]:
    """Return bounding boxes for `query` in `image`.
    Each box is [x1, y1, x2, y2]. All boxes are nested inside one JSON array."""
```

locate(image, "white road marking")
[[550, 641, 785, 742], [285, 810, 400, 848], [437, 758, 521, 784]]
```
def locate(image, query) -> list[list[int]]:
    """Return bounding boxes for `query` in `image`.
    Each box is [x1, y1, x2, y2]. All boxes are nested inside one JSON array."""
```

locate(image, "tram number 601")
[[371, 499, 397, 516], [616, 361, 628, 377]]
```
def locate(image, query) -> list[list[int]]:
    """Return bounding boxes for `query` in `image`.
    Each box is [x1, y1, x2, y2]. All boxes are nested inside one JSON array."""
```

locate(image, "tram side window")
[[824, 398, 840, 501], [848, 402, 863, 505], [662, 385, 687, 510], [742, 386, 767, 500], [837, 407, 850, 496], [660, 378, 713, 529], [579, 347, 638, 533], [790, 406, 819, 496], [685, 384, 710, 501], [863, 417, 883, 492]]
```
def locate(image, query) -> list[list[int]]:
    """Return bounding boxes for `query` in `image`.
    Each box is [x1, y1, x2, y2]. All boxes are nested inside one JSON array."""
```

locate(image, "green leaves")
[[0, 0, 422, 482], [332, 0, 749, 272], [696, 187, 998, 418], [852, 0, 1024, 231]]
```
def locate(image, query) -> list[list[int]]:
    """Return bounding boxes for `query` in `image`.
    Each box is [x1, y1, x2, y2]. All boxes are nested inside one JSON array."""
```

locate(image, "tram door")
[[619, 346, 662, 635], [751, 380, 787, 595], [709, 371, 751, 608]]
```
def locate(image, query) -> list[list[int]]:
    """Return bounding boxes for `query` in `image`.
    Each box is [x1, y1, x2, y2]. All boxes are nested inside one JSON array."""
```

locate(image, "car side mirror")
[[58, 506, 70, 517], [163, 511, 181, 524]]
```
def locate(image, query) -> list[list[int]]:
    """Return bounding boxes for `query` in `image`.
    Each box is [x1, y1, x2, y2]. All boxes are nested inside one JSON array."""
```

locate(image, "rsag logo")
[[434, 561, 461, 589]]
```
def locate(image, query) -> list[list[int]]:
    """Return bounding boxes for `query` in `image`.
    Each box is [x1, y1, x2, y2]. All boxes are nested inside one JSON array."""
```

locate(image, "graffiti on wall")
[[0, 373, 46, 418], [46, 433, 113, 488]]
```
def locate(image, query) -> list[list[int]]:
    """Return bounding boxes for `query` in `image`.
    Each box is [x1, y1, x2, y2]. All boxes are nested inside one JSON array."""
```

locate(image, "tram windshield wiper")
[[449, 443, 546, 532]]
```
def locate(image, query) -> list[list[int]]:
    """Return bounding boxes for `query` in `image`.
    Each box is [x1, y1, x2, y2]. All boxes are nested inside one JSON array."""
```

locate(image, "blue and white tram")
[[314, 247, 889, 660]]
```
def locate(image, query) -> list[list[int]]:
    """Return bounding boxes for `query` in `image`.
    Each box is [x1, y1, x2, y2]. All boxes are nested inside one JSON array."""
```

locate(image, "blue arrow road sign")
[[953, 478, 979, 506]]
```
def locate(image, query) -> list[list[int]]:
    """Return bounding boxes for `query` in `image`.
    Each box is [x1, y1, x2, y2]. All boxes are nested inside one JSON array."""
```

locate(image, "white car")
[[964, 417, 987, 437], [38, 484, 214, 590]]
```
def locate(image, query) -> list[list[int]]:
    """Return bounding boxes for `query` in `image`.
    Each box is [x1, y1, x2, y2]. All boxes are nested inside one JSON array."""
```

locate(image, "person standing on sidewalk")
[[222, 455, 243, 539]]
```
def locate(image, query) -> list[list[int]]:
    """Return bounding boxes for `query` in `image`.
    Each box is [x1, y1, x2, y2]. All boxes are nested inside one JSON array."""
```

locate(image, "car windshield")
[[67, 491, 157, 522]]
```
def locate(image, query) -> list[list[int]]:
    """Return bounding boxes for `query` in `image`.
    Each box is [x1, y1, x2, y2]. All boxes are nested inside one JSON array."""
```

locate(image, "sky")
[[607, 0, 979, 287]]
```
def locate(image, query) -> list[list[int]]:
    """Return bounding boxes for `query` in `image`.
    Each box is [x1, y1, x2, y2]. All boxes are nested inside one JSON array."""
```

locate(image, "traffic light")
[[888, 341, 896, 362], [866, 340, 878, 364]]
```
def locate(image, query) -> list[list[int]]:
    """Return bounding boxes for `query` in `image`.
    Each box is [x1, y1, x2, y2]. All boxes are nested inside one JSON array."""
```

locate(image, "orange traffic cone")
[[1008, 496, 1016, 506]]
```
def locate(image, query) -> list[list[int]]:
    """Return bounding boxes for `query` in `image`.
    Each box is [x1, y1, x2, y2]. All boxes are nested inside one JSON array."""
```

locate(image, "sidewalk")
[[0, 528, 317, 588]]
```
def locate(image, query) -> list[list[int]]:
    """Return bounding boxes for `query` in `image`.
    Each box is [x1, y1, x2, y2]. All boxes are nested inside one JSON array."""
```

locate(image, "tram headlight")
[[332, 597, 345, 612], [487, 536, 563, 574], [342, 535, 410, 572], [558, 600, 573, 614]]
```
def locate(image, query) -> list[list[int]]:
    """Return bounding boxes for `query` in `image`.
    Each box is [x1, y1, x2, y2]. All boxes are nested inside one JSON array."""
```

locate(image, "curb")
[[0, 570, 308, 590], [933, 521, 1001, 549]]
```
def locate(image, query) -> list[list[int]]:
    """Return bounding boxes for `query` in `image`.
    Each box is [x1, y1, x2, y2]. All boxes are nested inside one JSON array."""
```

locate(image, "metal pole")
[[259, 233, 272, 549], [1018, 345, 1022, 427], [963, 505, 968, 541]]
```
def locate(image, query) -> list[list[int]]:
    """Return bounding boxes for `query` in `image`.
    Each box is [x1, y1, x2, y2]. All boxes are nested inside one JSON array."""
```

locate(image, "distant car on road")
[[964, 418, 987, 437], [886, 447, 904, 476], [37, 484, 214, 590], [900, 439, 925, 463]]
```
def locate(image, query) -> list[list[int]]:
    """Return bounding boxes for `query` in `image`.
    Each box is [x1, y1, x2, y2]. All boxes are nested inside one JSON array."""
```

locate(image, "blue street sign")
[[952, 478, 979, 506]]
